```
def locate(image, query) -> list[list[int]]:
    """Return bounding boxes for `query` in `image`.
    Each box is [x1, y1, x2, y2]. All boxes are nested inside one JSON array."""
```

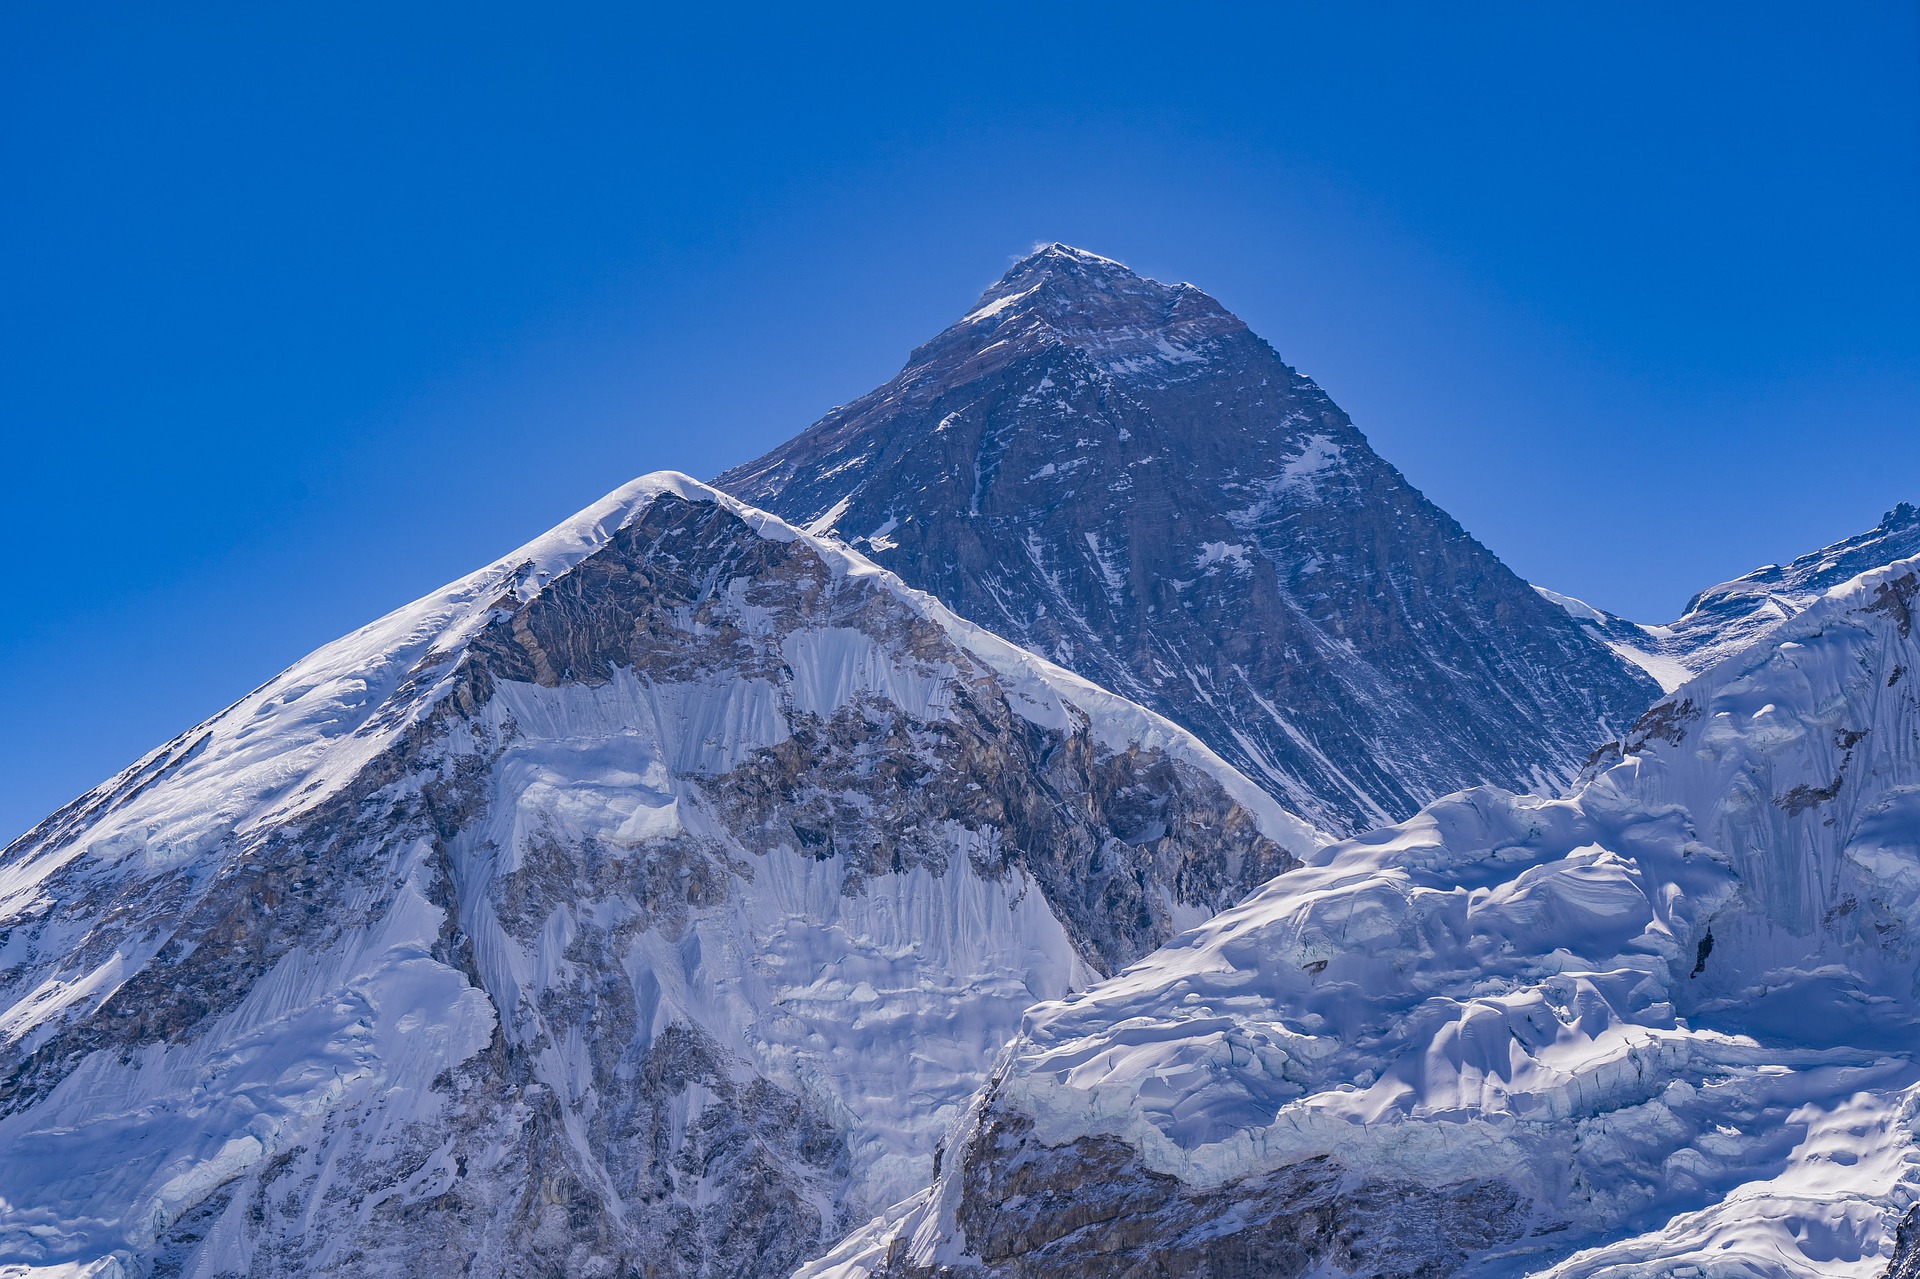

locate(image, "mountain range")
[[1, 246, 1913, 1278], [809, 544, 1920, 1279]]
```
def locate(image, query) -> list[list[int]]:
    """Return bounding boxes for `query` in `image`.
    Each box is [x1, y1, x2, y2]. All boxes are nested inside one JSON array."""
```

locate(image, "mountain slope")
[[1541, 499, 1920, 691], [718, 244, 1660, 836], [811, 555, 1920, 1278], [0, 473, 1321, 1278]]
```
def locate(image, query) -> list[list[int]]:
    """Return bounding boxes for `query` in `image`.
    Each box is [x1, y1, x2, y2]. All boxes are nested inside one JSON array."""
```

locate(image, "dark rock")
[[870, 1111, 1529, 1279], [718, 244, 1659, 835]]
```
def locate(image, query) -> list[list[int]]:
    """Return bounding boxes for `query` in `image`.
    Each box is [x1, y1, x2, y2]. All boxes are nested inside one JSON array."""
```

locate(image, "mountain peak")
[[897, 243, 1245, 390], [996, 241, 1141, 286], [969, 241, 1181, 317], [719, 250, 1660, 836], [1016, 240, 1133, 268]]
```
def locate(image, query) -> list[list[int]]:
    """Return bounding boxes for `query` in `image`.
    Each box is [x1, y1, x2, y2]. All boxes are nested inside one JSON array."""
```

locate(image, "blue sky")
[[3, 3, 1917, 839]]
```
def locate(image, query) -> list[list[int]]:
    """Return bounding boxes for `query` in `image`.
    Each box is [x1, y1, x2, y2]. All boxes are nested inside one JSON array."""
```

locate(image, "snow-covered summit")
[[1668, 499, 1920, 669], [9, 470, 720, 881], [0, 471, 1321, 1278]]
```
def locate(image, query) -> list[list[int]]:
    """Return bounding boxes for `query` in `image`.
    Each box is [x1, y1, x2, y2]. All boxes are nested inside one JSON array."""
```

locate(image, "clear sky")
[[4, 3, 1918, 841]]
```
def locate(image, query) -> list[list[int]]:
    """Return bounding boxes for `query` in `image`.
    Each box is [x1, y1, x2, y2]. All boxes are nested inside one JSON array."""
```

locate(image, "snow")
[[1082, 531, 1128, 596], [1533, 1079, 1920, 1277], [779, 628, 956, 721], [805, 495, 853, 536], [1222, 436, 1350, 540], [0, 856, 497, 1275], [961, 283, 1043, 325], [1604, 638, 1697, 693], [673, 843, 1093, 1210], [467, 665, 1105, 1212], [0, 470, 1329, 1274], [819, 553, 1920, 1277], [1535, 585, 1611, 625], [1194, 542, 1251, 573], [1277, 434, 1344, 496], [862, 515, 899, 553]]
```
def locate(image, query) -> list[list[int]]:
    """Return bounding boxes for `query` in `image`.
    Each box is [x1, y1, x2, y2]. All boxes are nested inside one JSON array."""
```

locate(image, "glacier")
[[813, 555, 1920, 1277]]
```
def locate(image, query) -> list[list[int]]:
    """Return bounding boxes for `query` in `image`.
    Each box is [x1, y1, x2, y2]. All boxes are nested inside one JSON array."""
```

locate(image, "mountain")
[[0, 474, 1322, 1278], [717, 244, 1661, 837], [1540, 499, 1920, 691], [808, 555, 1920, 1278]]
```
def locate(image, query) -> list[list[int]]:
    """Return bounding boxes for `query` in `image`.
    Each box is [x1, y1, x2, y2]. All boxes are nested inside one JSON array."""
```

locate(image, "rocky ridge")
[[1541, 500, 1920, 692]]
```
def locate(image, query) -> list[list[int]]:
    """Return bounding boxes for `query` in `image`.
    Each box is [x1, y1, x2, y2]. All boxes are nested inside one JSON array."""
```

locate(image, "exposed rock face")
[[1542, 499, 1920, 691], [718, 244, 1660, 835], [1888, 1206, 1920, 1279], [808, 553, 1920, 1279], [0, 474, 1318, 1278], [868, 1112, 1525, 1279]]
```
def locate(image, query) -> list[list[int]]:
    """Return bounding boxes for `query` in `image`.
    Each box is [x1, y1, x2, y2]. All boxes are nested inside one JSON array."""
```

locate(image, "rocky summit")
[[719, 244, 1660, 836]]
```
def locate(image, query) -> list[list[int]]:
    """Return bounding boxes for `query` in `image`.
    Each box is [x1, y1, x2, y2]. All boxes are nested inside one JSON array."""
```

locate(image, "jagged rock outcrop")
[[0, 474, 1320, 1278], [718, 244, 1660, 835]]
